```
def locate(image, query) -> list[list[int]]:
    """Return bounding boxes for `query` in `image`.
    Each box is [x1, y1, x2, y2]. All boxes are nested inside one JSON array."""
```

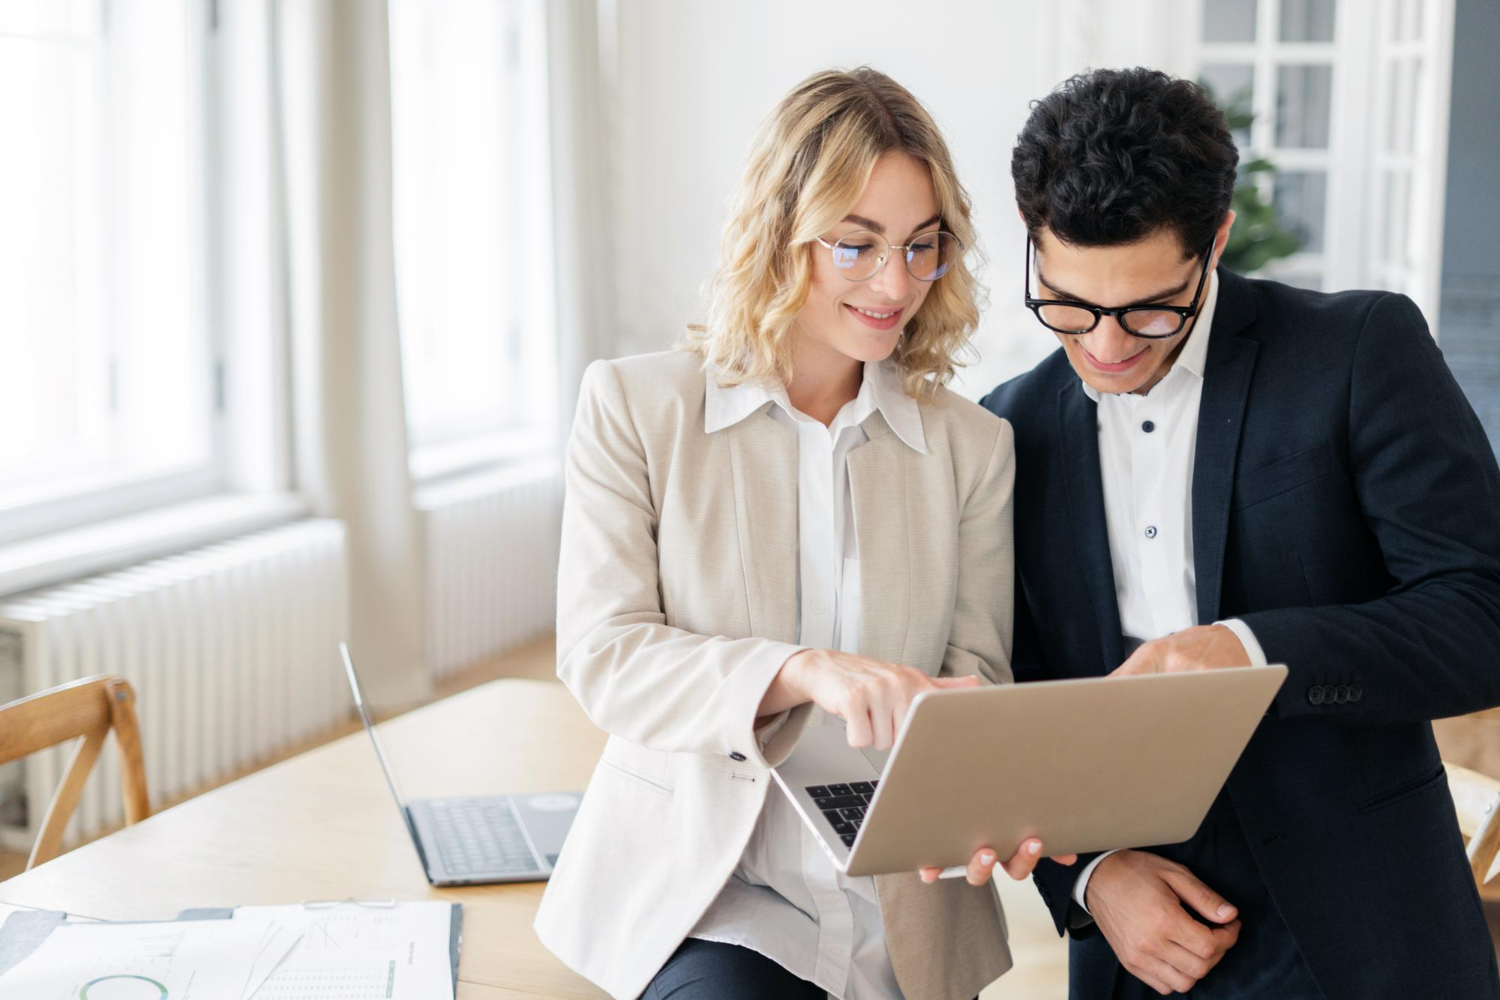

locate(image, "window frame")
[[0, 0, 231, 547], [1181, 0, 1456, 322], [387, 0, 562, 484]]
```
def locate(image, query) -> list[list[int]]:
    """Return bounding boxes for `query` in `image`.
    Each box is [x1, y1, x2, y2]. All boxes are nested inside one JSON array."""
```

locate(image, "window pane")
[[1280, 0, 1336, 42], [1383, 58, 1422, 156], [0, 0, 211, 515], [1204, 0, 1258, 41], [1201, 63, 1255, 151], [1202, 63, 1255, 106], [390, 0, 557, 451], [1274, 171, 1328, 253], [1383, 171, 1411, 266], [1275, 64, 1333, 148], [1392, 0, 1423, 41]]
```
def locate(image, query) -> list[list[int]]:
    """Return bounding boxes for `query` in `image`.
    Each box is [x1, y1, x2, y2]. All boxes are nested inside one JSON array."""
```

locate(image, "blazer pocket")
[[600, 739, 675, 796], [1234, 443, 1335, 510], [1355, 764, 1446, 814]]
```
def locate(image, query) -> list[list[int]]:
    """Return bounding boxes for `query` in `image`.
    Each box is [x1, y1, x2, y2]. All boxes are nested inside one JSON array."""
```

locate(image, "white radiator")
[[415, 458, 561, 681], [0, 519, 350, 853]]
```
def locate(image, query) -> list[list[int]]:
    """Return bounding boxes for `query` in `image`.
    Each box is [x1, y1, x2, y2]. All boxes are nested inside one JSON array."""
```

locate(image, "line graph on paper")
[[249, 912, 409, 999], [231, 901, 454, 999]]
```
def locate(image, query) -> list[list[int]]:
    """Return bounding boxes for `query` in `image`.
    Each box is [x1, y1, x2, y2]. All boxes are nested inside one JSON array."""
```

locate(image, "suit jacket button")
[[1308, 686, 1324, 705], [1349, 684, 1362, 702], [729, 751, 746, 762], [1335, 685, 1350, 704]]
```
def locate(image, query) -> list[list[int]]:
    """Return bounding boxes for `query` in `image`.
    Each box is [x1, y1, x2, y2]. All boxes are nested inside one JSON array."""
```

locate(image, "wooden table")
[[0, 679, 1068, 998], [0, 680, 611, 998]]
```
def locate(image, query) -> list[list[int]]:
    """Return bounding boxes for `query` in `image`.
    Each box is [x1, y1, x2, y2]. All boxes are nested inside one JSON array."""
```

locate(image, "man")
[[978, 67, 1500, 999]]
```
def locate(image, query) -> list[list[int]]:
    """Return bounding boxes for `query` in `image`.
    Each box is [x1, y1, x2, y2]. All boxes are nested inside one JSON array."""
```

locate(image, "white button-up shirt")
[[1068, 272, 1269, 912], [688, 359, 926, 999]]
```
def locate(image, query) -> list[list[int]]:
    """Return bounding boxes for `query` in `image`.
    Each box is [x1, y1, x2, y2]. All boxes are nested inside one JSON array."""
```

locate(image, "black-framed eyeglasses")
[[1023, 235, 1215, 339], [813, 229, 962, 282]]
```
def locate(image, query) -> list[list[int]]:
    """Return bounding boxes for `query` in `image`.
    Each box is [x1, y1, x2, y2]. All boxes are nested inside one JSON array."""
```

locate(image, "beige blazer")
[[534, 350, 1018, 1000]]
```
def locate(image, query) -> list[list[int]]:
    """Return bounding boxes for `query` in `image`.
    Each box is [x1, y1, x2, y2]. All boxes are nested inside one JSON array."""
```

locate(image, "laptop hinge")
[[404, 804, 436, 878]]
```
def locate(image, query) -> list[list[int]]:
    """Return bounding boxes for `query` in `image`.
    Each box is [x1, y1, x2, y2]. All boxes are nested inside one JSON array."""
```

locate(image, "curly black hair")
[[1012, 67, 1238, 258]]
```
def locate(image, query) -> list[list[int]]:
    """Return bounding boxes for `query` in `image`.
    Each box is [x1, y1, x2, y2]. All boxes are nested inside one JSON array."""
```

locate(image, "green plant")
[[1203, 83, 1303, 274]]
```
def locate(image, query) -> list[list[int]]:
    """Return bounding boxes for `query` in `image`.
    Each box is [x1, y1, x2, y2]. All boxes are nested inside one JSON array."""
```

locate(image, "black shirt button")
[[729, 751, 746, 762], [1142, 420, 1156, 433]]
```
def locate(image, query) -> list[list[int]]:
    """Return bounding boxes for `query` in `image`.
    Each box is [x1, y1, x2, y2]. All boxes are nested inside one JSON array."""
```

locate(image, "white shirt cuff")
[[1071, 848, 1122, 914], [1215, 618, 1269, 668]]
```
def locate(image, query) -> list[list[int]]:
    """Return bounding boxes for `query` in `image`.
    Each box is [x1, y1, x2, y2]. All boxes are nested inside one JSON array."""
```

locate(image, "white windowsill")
[[0, 492, 310, 599], [408, 428, 558, 486]]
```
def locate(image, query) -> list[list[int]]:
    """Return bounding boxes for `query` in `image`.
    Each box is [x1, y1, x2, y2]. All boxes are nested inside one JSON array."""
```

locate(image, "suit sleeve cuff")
[[733, 644, 813, 769], [1215, 618, 1269, 668], [1071, 848, 1122, 918]]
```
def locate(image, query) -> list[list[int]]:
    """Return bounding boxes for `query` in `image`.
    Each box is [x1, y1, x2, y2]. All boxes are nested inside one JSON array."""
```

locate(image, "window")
[[1364, 0, 1456, 318], [1188, 0, 1456, 320], [389, 0, 558, 479], [0, 0, 218, 543], [1195, 0, 1341, 291]]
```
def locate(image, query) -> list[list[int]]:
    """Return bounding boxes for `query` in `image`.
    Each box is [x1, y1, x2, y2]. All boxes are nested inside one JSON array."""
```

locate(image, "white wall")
[[598, 0, 1178, 399]]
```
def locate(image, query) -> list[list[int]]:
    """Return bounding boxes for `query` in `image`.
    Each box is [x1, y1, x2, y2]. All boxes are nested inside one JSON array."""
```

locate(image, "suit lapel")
[[1057, 382, 1125, 673], [727, 412, 800, 644], [1192, 269, 1260, 624], [848, 412, 912, 667]]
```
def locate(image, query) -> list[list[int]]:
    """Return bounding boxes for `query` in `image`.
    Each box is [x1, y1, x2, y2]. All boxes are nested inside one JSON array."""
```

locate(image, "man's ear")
[[1210, 210, 1237, 269]]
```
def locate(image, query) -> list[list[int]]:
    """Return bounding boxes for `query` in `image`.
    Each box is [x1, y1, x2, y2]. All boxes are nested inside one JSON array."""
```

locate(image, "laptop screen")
[[339, 642, 423, 845]]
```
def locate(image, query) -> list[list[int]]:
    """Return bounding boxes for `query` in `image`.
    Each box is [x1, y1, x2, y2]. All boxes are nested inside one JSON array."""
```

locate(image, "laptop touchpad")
[[860, 747, 891, 775]]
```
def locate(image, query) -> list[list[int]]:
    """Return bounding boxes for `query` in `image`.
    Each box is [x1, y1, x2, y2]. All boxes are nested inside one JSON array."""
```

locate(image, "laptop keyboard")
[[805, 780, 878, 848], [423, 798, 539, 876]]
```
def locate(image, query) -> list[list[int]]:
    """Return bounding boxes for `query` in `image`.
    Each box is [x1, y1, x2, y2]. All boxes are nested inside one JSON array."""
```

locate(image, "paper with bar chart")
[[232, 901, 455, 999]]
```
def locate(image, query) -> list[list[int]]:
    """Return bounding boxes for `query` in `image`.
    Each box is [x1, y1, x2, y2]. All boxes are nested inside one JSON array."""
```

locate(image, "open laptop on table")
[[339, 641, 580, 885], [772, 666, 1287, 877]]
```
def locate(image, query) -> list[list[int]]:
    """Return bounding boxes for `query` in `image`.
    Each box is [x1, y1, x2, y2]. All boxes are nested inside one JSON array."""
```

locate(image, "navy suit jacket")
[[982, 267, 1500, 999]]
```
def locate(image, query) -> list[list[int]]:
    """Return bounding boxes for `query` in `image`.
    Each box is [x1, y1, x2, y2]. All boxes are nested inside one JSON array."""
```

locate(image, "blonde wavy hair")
[[684, 67, 983, 399]]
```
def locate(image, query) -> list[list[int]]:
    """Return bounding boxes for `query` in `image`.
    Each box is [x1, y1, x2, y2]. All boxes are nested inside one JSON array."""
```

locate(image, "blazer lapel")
[[1057, 382, 1125, 673], [727, 413, 800, 644], [848, 412, 912, 667], [1192, 269, 1260, 624]]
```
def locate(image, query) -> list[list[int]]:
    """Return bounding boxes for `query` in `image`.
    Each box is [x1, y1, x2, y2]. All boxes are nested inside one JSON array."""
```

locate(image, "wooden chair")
[[1446, 761, 1500, 889], [0, 675, 150, 870]]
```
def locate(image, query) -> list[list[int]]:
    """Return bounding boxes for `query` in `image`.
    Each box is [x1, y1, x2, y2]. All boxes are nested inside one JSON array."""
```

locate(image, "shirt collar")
[[704, 360, 927, 454], [1080, 269, 1220, 403]]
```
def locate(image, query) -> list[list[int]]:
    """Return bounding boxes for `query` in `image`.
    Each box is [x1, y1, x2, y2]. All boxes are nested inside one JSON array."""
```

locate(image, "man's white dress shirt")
[[688, 360, 925, 998], [1067, 273, 1270, 915]]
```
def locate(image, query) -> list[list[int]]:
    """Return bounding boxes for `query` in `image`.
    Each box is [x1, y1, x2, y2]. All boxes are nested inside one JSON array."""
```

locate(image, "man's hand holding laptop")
[[1110, 623, 1252, 678], [759, 648, 1077, 886]]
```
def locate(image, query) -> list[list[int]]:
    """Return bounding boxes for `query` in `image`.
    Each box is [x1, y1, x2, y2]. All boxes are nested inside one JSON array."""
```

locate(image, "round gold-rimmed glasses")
[[813, 229, 962, 282]]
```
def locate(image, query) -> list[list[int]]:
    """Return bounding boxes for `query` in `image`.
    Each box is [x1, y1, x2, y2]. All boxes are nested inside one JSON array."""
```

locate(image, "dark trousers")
[[1072, 794, 1325, 1000], [642, 939, 824, 1000]]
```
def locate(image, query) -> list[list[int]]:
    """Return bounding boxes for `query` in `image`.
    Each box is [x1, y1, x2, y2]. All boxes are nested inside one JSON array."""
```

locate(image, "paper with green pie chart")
[[0, 917, 291, 998]]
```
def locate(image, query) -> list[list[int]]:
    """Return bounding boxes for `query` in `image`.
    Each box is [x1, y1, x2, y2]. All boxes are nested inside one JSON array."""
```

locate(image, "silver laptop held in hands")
[[773, 666, 1288, 877], [339, 642, 580, 885]]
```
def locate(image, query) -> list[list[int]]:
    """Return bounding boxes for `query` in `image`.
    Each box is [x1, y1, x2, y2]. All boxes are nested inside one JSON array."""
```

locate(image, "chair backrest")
[[0, 675, 150, 870], [1445, 761, 1500, 888]]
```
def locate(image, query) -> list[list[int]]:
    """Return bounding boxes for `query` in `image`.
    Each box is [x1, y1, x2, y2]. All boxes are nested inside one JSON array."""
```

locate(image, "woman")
[[534, 68, 1068, 1000]]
